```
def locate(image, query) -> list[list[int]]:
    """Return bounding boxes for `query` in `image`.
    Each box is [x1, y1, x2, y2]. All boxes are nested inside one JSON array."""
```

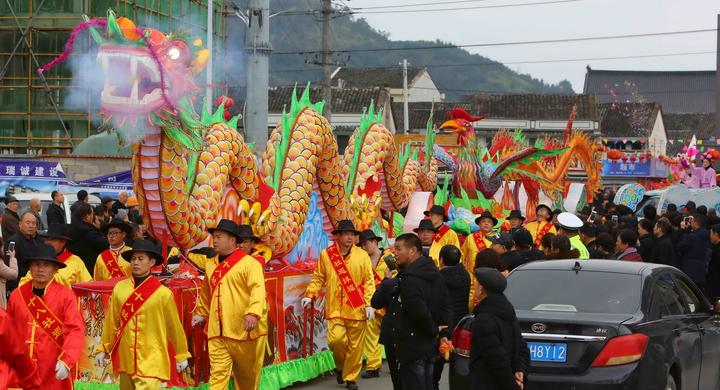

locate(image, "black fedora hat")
[[413, 219, 437, 233], [27, 243, 67, 269], [331, 219, 360, 235], [101, 218, 133, 236], [208, 219, 241, 239], [507, 210, 525, 221], [475, 211, 498, 227], [536, 204, 553, 215], [423, 205, 448, 222], [237, 224, 260, 242], [121, 239, 163, 265], [358, 229, 382, 245], [42, 223, 71, 241]]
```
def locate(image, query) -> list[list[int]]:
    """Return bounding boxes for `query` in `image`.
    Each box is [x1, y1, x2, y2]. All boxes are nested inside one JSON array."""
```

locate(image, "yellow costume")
[[100, 277, 191, 387], [196, 250, 268, 390], [363, 249, 390, 372], [461, 232, 492, 310], [20, 250, 91, 287], [429, 224, 461, 268], [94, 246, 132, 281], [525, 220, 557, 249], [305, 245, 375, 383], [168, 246, 214, 272]]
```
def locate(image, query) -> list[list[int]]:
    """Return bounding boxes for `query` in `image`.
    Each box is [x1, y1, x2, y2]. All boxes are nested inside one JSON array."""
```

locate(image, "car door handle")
[[673, 328, 681, 336], [698, 326, 706, 335]]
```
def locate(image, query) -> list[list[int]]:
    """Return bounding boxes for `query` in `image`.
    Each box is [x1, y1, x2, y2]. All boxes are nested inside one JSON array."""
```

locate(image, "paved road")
[[289, 361, 451, 390]]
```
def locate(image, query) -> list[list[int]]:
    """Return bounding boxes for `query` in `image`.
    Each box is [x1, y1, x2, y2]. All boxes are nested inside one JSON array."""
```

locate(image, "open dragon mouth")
[[98, 46, 166, 113]]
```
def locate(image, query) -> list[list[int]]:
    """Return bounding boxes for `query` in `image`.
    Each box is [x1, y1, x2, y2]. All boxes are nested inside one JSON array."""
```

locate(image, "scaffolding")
[[0, 0, 227, 155]]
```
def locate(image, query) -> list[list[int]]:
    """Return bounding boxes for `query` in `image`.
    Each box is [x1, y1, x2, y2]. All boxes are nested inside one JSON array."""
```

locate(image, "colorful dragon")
[[42, 10, 437, 257]]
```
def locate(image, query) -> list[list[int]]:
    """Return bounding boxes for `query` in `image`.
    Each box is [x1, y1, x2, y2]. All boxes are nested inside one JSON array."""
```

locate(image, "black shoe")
[[335, 369, 344, 384], [346, 381, 358, 390], [361, 369, 380, 378]]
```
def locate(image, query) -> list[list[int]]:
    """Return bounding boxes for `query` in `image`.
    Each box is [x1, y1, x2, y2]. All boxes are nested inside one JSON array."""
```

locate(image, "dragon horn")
[[106, 10, 122, 39]]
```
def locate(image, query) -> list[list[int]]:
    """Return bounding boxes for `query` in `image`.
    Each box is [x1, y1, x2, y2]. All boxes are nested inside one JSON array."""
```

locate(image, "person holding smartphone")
[[0, 240, 17, 309]]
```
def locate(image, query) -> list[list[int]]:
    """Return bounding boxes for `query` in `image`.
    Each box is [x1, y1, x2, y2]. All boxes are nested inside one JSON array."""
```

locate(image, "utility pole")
[[244, 0, 272, 153], [402, 59, 409, 133], [716, 14, 720, 138], [321, 0, 333, 121]]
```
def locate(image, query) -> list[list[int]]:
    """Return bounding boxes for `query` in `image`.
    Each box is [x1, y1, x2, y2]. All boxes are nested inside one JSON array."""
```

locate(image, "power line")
[[355, 0, 582, 14], [272, 28, 717, 55], [351, 0, 498, 10]]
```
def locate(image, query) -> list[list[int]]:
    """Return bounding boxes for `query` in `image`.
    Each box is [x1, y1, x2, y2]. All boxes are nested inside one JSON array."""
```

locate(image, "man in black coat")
[[67, 203, 108, 273], [45, 190, 66, 225], [69, 189, 88, 223], [471, 267, 529, 390], [391, 233, 449, 390], [371, 276, 402, 390], [433, 245, 470, 390], [1, 196, 20, 240], [677, 214, 711, 289], [651, 219, 677, 268], [707, 224, 720, 300], [5, 211, 41, 294]]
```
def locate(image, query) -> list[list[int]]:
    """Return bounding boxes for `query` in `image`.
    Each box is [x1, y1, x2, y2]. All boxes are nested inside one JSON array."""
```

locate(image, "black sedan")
[[505, 260, 720, 390]]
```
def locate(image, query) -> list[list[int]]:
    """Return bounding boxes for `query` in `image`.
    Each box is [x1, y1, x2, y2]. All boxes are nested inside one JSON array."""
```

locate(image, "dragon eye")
[[168, 47, 181, 60]]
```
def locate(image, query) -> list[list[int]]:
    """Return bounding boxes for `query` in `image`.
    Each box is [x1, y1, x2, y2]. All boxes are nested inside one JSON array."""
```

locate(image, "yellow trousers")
[[208, 336, 266, 390], [328, 318, 366, 382], [118, 373, 161, 390], [363, 315, 383, 371]]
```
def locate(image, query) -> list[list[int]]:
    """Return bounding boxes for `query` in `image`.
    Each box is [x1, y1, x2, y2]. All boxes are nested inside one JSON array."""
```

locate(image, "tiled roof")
[[333, 67, 426, 89], [598, 102, 661, 138], [266, 86, 391, 114], [392, 102, 472, 132], [583, 67, 715, 114], [663, 113, 716, 140]]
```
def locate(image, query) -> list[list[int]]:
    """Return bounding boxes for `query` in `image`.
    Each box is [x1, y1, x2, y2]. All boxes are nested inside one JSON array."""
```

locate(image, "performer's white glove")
[[176, 359, 189, 372], [191, 315, 206, 327], [95, 352, 106, 367], [301, 297, 312, 308], [55, 361, 69, 380], [365, 306, 375, 320]]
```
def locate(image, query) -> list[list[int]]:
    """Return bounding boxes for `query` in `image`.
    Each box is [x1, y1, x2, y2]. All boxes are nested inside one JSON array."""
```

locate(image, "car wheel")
[[666, 374, 677, 390]]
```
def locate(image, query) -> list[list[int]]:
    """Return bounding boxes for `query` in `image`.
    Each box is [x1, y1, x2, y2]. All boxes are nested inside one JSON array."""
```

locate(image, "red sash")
[[535, 222, 554, 247], [373, 268, 382, 286], [327, 244, 365, 309], [434, 224, 450, 243], [57, 249, 72, 263], [209, 249, 246, 294], [110, 277, 163, 354], [19, 282, 64, 348], [101, 249, 127, 279], [473, 232, 488, 251]]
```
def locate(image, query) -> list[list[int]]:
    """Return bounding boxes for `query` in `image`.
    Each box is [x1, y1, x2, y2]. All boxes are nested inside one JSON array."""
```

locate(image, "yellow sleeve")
[[305, 250, 328, 299], [448, 230, 461, 248], [195, 276, 210, 318], [19, 271, 32, 286], [76, 262, 92, 284], [244, 261, 266, 318], [99, 285, 121, 354], [163, 291, 191, 362], [362, 254, 375, 307], [93, 256, 105, 281], [187, 253, 209, 271]]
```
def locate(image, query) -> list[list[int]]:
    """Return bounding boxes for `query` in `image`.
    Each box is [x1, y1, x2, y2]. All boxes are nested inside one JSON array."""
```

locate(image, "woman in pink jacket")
[[700, 153, 717, 188]]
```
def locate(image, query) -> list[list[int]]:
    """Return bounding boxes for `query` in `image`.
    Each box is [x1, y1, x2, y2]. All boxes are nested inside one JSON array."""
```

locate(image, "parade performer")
[[96, 240, 190, 389], [94, 219, 133, 281], [462, 211, 496, 309], [507, 210, 526, 235], [424, 205, 461, 267], [414, 219, 437, 259], [302, 220, 375, 390], [192, 219, 268, 390], [6, 244, 84, 389], [525, 204, 556, 250], [236, 224, 268, 267], [357, 229, 391, 379], [21, 223, 91, 287], [701, 153, 717, 188], [557, 212, 589, 259], [0, 307, 41, 390]]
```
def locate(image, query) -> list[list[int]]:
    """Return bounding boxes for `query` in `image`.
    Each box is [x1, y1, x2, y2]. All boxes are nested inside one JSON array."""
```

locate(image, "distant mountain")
[[225, 0, 574, 101]]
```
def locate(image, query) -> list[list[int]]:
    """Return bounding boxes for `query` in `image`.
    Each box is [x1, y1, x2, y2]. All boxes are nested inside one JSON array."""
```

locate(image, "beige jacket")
[[0, 255, 17, 309]]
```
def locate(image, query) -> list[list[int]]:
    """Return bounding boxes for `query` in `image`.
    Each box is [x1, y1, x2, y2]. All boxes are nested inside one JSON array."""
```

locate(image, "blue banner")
[[0, 160, 65, 195]]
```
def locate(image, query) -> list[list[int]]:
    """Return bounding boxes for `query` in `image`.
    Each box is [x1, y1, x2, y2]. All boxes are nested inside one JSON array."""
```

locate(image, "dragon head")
[[440, 108, 484, 146]]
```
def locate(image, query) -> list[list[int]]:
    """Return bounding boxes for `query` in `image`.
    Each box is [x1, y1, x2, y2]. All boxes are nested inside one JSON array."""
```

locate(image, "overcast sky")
[[348, 0, 719, 92]]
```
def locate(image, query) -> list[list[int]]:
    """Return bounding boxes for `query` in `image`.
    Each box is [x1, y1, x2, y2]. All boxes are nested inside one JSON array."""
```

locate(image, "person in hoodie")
[[391, 233, 449, 390], [615, 229, 643, 261], [706, 224, 720, 300], [433, 245, 470, 390], [677, 213, 711, 290], [470, 267, 529, 390]]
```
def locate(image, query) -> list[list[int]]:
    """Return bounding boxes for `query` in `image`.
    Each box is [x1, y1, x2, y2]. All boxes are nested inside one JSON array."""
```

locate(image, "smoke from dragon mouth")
[[98, 46, 167, 114]]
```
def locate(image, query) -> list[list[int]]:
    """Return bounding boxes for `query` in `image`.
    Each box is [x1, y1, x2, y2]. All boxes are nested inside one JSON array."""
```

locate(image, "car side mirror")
[[713, 297, 720, 314]]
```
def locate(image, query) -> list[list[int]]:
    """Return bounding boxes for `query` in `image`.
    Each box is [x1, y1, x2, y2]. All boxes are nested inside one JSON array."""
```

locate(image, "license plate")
[[528, 342, 567, 362]]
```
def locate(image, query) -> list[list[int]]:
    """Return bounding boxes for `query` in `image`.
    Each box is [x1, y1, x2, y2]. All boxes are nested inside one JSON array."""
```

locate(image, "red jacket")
[[0, 308, 40, 390], [617, 247, 643, 262]]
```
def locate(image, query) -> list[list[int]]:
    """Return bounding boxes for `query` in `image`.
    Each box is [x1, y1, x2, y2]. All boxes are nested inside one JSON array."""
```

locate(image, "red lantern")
[[629, 155, 637, 163], [607, 149, 623, 161], [638, 154, 646, 162], [621, 155, 628, 163], [646, 152, 653, 159]]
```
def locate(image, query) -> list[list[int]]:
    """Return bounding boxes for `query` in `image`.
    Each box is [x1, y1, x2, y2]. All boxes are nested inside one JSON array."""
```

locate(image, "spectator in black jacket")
[[651, 219, 677, 267], [5, 211, 41, 294], [434, 245, 470, 390], [69, 190, 88, 223], [677, 214, 711, 289], [67, 203, 108, 273], [643, 204, 658, 222], [1, 196, 20, 240], [391, 233, 449, 390], [471, 267, 529, 390], [706, 224, 720, 300], [637, 219, 655, 261], [46, 189, 67, 223], [371, 276, 402, 390], [111, 191, 129, 216]]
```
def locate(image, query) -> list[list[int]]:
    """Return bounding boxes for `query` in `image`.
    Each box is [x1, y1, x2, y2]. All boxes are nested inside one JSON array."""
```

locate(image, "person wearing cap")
[[126, 196, 142, 225], [0, 306, 41, 390], [524, 204, 556, 250], [96, 240, 191, 389], [488, 232, 527, 272], [461, 211, 495, 310], [6, 244, 85, 390], [1, 195, 20, 240], [94, 219, 133, 281], [193, 219, 268, 390], [506, 210, 526, 235], [46, 190, 66, 225], [413, 219, 437, 260], [357, 229, 391, 379], [424, 205, 461, 267], [557, 212, 590, 259], [236, 224, 269, 267], [470, 267, 529, 390], [20, 223, 92, 287], [303, 220, 375, 390]]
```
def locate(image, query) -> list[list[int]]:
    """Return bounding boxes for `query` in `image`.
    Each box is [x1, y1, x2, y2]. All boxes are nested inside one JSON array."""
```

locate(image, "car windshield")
[[506, 269, 642, 315]]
